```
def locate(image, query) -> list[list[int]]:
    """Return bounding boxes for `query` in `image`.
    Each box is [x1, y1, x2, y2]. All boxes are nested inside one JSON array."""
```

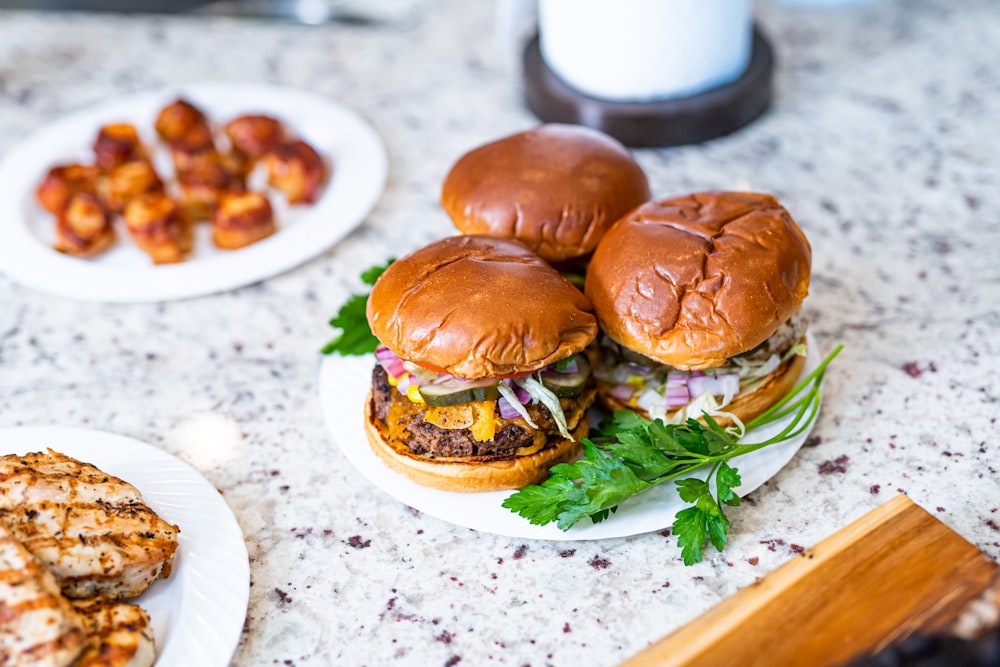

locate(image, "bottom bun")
[[598, 347, 808, 428], [364, 394, 586, 492]]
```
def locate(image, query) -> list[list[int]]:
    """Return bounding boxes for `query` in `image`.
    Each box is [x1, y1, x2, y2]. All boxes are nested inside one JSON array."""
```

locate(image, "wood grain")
[[621, 495, 998, 667]]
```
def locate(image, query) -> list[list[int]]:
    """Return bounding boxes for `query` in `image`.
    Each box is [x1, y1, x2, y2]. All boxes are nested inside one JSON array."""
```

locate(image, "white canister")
[[538, 0, 753, 102]]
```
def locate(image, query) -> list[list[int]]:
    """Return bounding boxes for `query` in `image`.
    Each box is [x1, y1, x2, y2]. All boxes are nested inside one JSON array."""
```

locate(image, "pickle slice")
[[418, 378, 501, 407], [540, 356, 591, 397]]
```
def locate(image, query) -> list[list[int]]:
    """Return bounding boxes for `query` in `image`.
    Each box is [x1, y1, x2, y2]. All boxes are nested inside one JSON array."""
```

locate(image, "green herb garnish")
[[502, 345, 843, 565], [553, 355, 576, 372], [320, 259, 394, 356]]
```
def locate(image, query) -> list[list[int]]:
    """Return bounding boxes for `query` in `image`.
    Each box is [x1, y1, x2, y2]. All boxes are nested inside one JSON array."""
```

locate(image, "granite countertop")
[[1, 0, 998, 665]]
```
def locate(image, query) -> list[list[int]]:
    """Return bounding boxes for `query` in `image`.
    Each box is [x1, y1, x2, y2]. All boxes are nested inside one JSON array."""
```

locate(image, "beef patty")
[[370, 365, 593, 459]]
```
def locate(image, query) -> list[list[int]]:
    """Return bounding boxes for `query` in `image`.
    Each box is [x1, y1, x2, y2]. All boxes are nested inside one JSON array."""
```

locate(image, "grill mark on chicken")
[[70, 597, 155, 667], [0, 523, 87, 667], [0, 451, 179, 600]]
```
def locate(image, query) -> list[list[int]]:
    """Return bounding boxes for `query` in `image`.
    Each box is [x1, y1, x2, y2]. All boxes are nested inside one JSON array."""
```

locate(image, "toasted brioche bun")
[[596, 345, 808, 428], [367, 235, 597, 379], [441, 124, 651, 264], [364, 394, 586, 492], [585, 191, 811, 371]]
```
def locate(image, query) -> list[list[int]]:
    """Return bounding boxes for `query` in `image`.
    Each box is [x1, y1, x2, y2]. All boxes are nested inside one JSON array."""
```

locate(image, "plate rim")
[[0, 424, 250, 666], [0, 81, 388, 302]]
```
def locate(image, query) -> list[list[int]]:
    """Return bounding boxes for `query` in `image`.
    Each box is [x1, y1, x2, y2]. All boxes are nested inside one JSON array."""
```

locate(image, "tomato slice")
[[410, 359, 533, 380], [494, 370, 534, 380], [410, 360, 452, 375]]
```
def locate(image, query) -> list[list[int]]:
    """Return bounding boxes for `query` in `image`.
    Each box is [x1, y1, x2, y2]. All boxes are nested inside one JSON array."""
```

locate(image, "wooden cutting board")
[[621, 495, 999, 667]]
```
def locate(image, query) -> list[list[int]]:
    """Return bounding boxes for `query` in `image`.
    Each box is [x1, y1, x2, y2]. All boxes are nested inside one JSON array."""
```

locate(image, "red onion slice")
[[498, 396, 521, 419], [665, 384, 690, 407], [666, 372, 688, 385]]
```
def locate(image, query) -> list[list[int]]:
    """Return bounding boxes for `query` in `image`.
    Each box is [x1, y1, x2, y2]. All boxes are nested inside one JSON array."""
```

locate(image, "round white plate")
[[319, 345, 821, 540], [0, 83, 387, 302], [0, 426, 250, 666]]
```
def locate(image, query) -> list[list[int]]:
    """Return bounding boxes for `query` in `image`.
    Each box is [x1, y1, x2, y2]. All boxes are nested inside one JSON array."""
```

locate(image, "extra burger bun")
[[585, 192, 811, 371], [594, 343, 808, 428], [441, 124, 651, 264], [364, 394, 586, 492], [367, 235, 597, 379]]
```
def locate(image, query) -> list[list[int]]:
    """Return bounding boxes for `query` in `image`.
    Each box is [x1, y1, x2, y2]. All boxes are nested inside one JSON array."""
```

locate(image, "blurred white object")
[[170, 411, 244, 471], [539, 0, 752, 102]]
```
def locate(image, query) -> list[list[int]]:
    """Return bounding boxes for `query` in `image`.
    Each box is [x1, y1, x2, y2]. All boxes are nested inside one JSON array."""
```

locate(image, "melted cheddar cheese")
[[425, 401, 504, 442]]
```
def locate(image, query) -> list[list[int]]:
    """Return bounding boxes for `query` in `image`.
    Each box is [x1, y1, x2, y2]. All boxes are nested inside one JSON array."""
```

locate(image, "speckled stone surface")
[[1, 0, 998, 665]]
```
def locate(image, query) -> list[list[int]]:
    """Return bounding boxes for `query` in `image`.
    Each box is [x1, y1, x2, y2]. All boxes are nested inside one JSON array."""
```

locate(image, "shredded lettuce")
[[518, 375, 573, 440], [787, 340, 808, 359], [668, 392, 747, 438], [728, 352, 781, 382], [636, 388, 667, 423], [720, 377, 738, 409]]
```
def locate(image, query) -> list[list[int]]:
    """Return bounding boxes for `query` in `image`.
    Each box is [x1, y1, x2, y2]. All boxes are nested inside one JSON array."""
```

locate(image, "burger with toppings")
[[583, 191, 812, 429], [364, 234, 598, 492]]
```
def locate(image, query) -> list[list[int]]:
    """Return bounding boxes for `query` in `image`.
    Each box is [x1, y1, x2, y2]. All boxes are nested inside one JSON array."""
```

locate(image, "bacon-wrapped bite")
[[35, 163, 100, 214], [155, 98, 214, 153], [97, 159, 164, 214], [173, 143, 251, 180], [123, 192, 192, 264], [264, 139, 327, 205], [92, 123, 146, 172], [212, 191, 276, 250], [169, 121, 215, 154], [173, 148, 246, 221], [54, 193, 116, 258], [219, 148, 253, 180], [224, 114, 285, 161]]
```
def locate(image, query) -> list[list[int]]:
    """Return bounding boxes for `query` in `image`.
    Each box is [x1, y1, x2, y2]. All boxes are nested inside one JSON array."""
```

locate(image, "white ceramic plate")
[[319, 345, 821, 540], [0, 426, 250, 666], [0, 83, 387, 302]]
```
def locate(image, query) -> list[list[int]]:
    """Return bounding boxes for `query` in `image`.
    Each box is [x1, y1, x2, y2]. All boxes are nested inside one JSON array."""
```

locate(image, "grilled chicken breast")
[[70, 597, 155, 667], [0, 450, 180, 600], [0, 523, 87, 667]]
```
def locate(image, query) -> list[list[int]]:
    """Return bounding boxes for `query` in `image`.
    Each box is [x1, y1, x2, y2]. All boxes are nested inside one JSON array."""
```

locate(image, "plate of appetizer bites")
[[0, 82, 387, 301], [0, 426, 250, 666]]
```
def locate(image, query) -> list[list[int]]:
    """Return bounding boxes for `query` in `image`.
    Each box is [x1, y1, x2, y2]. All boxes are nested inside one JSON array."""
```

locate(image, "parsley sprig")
[[502, 345, 843, 565], [320, 260, 394, 356]]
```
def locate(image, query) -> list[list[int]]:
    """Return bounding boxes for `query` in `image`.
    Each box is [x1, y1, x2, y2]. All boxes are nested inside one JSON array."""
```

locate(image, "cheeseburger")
[[583, 191, 812, 428], [441, 124, 651, 266], [365, 235, 598, 492]]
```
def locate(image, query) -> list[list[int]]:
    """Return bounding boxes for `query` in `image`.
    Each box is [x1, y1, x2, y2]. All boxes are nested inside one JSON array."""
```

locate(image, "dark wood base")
[[522, 26, 775, 148]]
